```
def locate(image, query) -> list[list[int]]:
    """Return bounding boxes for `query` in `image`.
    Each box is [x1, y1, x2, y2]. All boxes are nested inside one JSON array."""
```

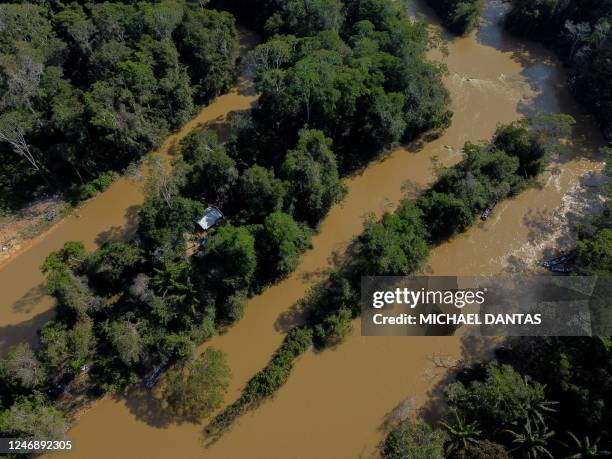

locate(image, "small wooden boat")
[[481, 206, 492, 221], [542, 251, 576, 268], [145, 366, 164, 389]]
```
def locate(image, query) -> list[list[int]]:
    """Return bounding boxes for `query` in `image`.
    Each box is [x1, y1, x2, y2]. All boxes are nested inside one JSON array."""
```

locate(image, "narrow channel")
[[43, 1, 606, 458]]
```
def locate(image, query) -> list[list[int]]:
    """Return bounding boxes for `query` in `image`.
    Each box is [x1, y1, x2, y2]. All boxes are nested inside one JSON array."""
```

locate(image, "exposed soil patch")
[[0, 195, 66, 264]]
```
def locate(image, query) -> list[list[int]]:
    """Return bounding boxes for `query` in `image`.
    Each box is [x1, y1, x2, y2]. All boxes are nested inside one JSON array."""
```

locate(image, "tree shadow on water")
[[274, 299, 308, 333], [0, 308, 55, 356], [95, 205, 140, 245], [413, 336, 499, 427], [120, 385, 201, 429], [10, 283, 46, 314], [475, 0, 606, 157]]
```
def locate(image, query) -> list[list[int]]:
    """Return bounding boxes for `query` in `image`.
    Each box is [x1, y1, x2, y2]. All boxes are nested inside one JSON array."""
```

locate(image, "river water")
[[0, 1, 604, 458], [0, 30, 259, 355]]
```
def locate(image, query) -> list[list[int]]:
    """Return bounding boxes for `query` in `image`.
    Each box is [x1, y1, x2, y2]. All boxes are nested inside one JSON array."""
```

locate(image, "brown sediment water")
[[0, 29, 259, 355], [28, 1, 606, 457]]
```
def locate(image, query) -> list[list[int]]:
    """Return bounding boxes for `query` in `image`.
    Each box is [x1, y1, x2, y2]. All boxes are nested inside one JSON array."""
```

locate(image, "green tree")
[[418, 191, 474, 242], [67, 319, 95, 372], [108, 321, 143, 366], [354, 201, 429, 276], [41, 241, 86, 274], [39, 321, 70, 373], [563, 432, 611, 458], [180, 129, 238, 203], [151, 259, 197, 313], [236, 165, 286, 223], [444, 363, 557, 434], [138, 195, 204, 256], [86, 241, 144, 292], [281, 0, 343, 36], [575, 229, 612, 275], [281, 129, 344, 225], [493, 121, 548, 178], [203, 224, 257, 290], [381, 420, 448, 459], [504, 418, 555, 459], [456, 440, 510, 459], [141, 1, 185, 40], [177, 8, 238, 101], [39, 319, 95, 374], [0, 395, 67, 439], [43, 268, 99, 317], [313, 306, 353, 346], [223, 290, 248, 322], [163, 347, 231, 419], [258, 211, 312, 278], [440, 409, 482, 455], [426, 0, 484, 34], [53, 3, 94, 54]]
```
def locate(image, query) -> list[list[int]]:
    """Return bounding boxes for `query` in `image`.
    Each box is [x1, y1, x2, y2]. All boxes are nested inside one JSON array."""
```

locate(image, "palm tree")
[[563, 432, 611, 458], [439, 408, 481, 455], [521, 378, 558, 425], [504, 418, 555, 459]]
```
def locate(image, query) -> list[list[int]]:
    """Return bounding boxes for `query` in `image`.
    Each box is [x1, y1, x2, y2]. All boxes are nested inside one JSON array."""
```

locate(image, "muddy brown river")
[[0, 31, 259, 355], [0, 2, 604, 458]]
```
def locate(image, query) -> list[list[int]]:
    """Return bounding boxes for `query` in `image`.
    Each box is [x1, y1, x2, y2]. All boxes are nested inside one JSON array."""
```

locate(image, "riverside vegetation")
[[381, 336, 612, 459], [377, 4, 612, 455], [379, 152, 612, 458], [0, 0, 452, 440], [426, 0, 484, 35], [0, 0, 239, 213], [429, 0, 612, 139], [505, 0, 612, 141], [203, 115, 576, 441], [382, 176, 612, 458]]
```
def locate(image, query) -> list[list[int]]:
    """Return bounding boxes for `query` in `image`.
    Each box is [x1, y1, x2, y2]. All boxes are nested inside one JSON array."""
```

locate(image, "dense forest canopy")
[[224, 0, 452, 173], [1, 0, 453, 439], [203, 116, 576, 439], [0, 0, 239, 212]]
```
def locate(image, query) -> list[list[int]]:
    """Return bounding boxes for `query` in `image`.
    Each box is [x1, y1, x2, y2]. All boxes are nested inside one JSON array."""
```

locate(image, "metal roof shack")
[[196, 206, 223, 231]]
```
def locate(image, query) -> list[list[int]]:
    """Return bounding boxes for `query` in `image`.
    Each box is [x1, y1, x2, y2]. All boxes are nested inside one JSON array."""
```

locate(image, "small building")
[[196, 206, 224, 231]]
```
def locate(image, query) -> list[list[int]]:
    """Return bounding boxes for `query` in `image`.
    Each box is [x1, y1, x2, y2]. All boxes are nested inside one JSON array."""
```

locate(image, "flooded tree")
[[162, 347, 230, 419]]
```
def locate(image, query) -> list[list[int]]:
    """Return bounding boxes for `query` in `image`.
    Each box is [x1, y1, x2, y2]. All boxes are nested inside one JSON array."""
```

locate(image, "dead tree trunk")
[[0, 120, 54, 189]]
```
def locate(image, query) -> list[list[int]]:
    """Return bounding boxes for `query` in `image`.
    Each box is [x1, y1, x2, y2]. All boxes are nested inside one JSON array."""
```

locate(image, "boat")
[[542, 251, 576, 268], [480, 206, 492, 221], [145, 367, 164, 389]]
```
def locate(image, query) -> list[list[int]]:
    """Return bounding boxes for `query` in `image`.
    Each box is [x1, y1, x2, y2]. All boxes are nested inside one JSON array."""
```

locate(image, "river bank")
[[0, 28, 259, 356], [0, 195, 67, 266], [44, 1, 608, 458]]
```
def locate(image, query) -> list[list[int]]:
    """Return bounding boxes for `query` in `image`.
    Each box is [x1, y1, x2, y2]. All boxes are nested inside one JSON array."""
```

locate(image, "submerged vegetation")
[[1, 0, 452, 438]]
